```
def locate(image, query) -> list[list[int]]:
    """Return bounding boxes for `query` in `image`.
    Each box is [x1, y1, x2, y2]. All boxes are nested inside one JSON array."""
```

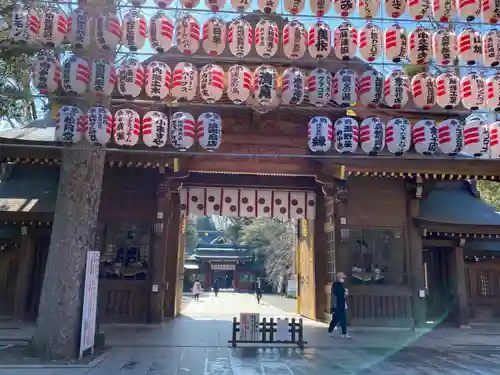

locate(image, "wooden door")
[[466, 262, 500, 322], [0, 247, 19, 316], [423, 248, 453, 322], [297, 219, 316, 320], [25, 236, 50, 320]]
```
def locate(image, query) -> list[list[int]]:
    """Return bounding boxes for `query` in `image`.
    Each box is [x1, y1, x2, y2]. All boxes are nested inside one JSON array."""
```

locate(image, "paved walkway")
[[1, 293, 500, 374]]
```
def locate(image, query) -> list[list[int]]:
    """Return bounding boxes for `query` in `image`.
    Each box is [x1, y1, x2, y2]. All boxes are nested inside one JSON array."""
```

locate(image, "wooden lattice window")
[[326, 229, 335, 282]]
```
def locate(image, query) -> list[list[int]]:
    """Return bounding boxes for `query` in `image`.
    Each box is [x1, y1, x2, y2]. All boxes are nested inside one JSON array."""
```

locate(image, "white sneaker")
[[333, 326, 338, 332], [341, 334, 352, 339]]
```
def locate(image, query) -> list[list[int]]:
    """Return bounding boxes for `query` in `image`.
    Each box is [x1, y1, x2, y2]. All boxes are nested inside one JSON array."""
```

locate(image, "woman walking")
[[192, 279, 202, 302]]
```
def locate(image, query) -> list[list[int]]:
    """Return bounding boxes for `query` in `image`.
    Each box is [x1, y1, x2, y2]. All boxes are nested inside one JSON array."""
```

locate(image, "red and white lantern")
[[284, 0, 307, 14], [142, 111, 168, 148], [458, 28, 482, 65], [117, 59, 144, 98], [66, 8, 91, 49], [413, 120, 439, 156], [483, 29, 500, 66], [258, 0, 279, 12], [307, 68, 332, 107], [199, 64, 225, 104], [114, 109, 141, 147], [384, 24, 408, 63], [122, 11, 146, 51], [85, 106, 113, 145], [461, 73, 485, 110], [436, 72, 460, 109], [359, 0, 380, 18], [55, 106, 85, 144], [197, 112, 222, 151], [206, 0, 226, 11], [228, 19, 253, 59], [180, 0, 201, 7], [171, 62, 198, 101], [360, 117, 385, 155], [255, 19, 279, 59], [333, 68, 357, 107], [90, 58, 116, 97], [385, 0, 407, 17], [409, 27, 432, 65], [359, 23, 382, 62], [170, 112, 196, 150], [148, 12, 173, 53], [281, 67, 306, 105], [202, 17, 226, 56], [129, 0, 148, 5], [411, 72, 436, 110], [457, 0, 480, 20], [408, 0, 431, 19], [490, 121, 500, 156], [358, 69, 384, 107], [486, 73, 500, 110], [438, 119, 464, 156], [384, 70, 410, 108], [483, 0, 500, 24], [176, 15, 200, 55], [334, 117, 359, 154], [310, 0, 333, 16], [308, 21, 332, 60], [227, 65, 252, 104], [432, 0, 456, 21], [334, 22, 358, 60], [94, 12, 121, 51], [231, 0, 252, 11], [32, 54, 61, 95], [39, 7, 67, 47], [386, 117, 411, 155], [432, 28, 457, 66], [145, 61, 171, 100], [62, 55, 90, 95], [463, 116, 490, 156], [10, 5, 40, 43], [253, 65, 279, 107], [334, 0, 356, 16], [154, 0, 175, 8], [283, 21, 307, 60], [308, 116, 333, 152]]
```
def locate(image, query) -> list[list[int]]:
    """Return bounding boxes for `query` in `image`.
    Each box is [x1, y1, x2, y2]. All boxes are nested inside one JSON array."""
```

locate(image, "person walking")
[[192, 279, 202, 302], [328, 272, 351, 338], [213, 279, 220, 297], [255, 277, 263, 303]]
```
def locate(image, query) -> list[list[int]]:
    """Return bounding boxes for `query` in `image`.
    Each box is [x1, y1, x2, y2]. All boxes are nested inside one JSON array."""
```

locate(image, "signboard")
[[287, 275, 297, 298], [79, 251, 100, 359], [275, 318, 289, 341], [211, 263, 236, 271], [239, 313, 260, 341]]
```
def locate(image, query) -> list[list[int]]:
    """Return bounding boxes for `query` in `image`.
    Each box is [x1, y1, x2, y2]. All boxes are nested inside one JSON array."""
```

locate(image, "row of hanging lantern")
[[55, 105, 222, 150], [308, 115, 498, 158]]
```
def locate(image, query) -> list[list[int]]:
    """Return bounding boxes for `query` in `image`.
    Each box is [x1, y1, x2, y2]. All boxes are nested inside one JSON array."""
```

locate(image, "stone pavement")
[[1, 292, 500, 374]]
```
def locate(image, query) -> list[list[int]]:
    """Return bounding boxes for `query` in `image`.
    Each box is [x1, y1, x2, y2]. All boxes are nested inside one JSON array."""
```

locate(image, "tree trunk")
[[33, 146, 105, 359]]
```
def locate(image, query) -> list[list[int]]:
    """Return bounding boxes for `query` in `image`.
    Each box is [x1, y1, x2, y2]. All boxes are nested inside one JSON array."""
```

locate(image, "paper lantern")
[[94, 12, 121, 51], [486, 73, 500, 111], [461, 73, 485, 110], [457, 0, 480, 20], [384, 70, 409, 108], [180, 0, 201, 7], [463, 116, 490, 157], [255, 19, 279, 59], [333, 68, 357, 107], [408, 0, 431, 19], [228, 19, 252, 59], [154, 0, 175, 8], [308, 21, 332, 61], [308, 117, 333, 152], [253, 65, 279, 107], [483, 29, 500, 67], [281, 67, 306, 105], [283, 20, 307, 60], [145, 61, 171, 100], [171, 62, 198, 101], [199, 64, 225, 104], [432, 28, 457, 66], [39, 7, 67, 47], [482, 0, 500, 24], [117, 59, 144, 98], [310, 0, 333, 16], [176, 15, 200, 55], [170, 112, 196, 150], [384, 24, 408, 63], [66, 8, 91, 49], [227, 65, 252, 104], [202, 17, 226, 56], [358, 69, 384, 107], [114, 109, 141, 147], [128, 0, 147, 5], [10, 5, 40, 44], [334, 22, 358, 60], [149, 12, 173, 53], [197, 112, 222, 151], [122, 11, 146, 52], [55, 106, 85, 143], [334, 117, 359, 154], [334, 0, 356, 16], [284, 0, 307, 14], [409, 27, 432, 65], [142, 111, 169, 148], [489, 121, 500, 156], [411, 72, 436, 110], [307, 68, 332, 107], [432, 0, 456, 21], [413, 120, 439, 156], [438, 119, 463, 156], [90, 58, 116, 97], [436, 72, 460, 109], [360, 117, 385, 155], [258, 0, 279, 12], [231, 0, 252, 11], [62, 55, 90, 95], [32, 54, 61, 95], [385, 0, 407, 17], [386, 118, 411, 155], [359, 23, 381, 62], [458, 28, 482, 65], [85, 106, 112, 145], [206, 0, 226, 11], [359, 0, 380, 18]]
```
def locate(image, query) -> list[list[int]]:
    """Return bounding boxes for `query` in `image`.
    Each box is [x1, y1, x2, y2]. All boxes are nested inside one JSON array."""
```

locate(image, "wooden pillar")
[[164, 191, 181, 318], [174, 214, 187, 316], [314, 192, 328, 322], [453, 246, 469, 327], [13, 226, 35, 320]]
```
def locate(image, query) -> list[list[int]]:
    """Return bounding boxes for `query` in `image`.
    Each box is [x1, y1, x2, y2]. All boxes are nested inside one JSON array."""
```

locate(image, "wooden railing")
[[98, 280, 149, 323]]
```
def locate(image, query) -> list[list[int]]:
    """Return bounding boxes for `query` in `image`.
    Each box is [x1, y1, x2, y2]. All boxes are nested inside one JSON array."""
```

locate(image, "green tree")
[[477, 180, 500, 210], [186, 215, 198, 253], [195, 216, 217, 231]]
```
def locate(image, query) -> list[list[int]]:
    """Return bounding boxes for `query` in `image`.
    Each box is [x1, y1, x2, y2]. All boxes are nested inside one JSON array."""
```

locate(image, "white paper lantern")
[[90, 58, 116, 97], [142, 111, 169, 148], [486, 73, 500, 111], [308, 21, 332, 60], [258, 0, 279, 12], [438, 119, 463, 156], [432, 0, 456, 21], [227, 65, 252, 104], [199, 64, 225, 104], [10, 5, 40, 44], [360, 117, 385, 155], [283, 21, 307, 60], [457, 0, 480, 20], [39, 7, 67, 47], [413, 120, 439, 156], [432, 28, 457, 66], [408, 27, 432, 65], [255, 19, 279, 59], [463, 115, 490, 156], [281, 67, 306, 105], [333, 68, 357, 107], [154, 0, 175, 8], [359, 23, 381, 62], [408, 0, 431, 19], [359, 0, 380, 18], [310, 0, 333, 15], [231, 0, 252, 11], [436, 72, 460, 109], [489, 121, 500, 155], [334, 117, 359, 154], [334, 0, 356, 16], [206, 0, 226, 11], [385, 0, 407, 17], [308, 117, 333, 152], [117, 59, 144, 98], [55, 106, 85, 143], [461, 73, 485, 110], [284, 0, 307, 14], [253, 65, 279, 107], [307, 68, 332, 107], [384, 24, 407, 63], [411, 72, 436, 110], [176, 15, 200, 55], [180, 0, 201, 7], [86, 106, 112, 145], [202, 17, 226, 56], [358, 69, 384, 107], [386, 117, 411, 155], [197, 112, 222, 151], [171, 62, 198, 101], [384, 70, 409, 108], [170, 112, 196, 150], [334, 22, 358, 61], [458, 28, 482, 65], [145, 61, 171, 100], [482, 0, 500, 24], [32, 54, 60, 95], [94, 12, 121, 51], [128, 0, 147, 5], [66, 8, 91, 49], [114, 109, 141, 147], [62, 55, 90, 95], [483, 29, 500, 67], [148, 12, 173, 53], [228, 19, 252, 59]]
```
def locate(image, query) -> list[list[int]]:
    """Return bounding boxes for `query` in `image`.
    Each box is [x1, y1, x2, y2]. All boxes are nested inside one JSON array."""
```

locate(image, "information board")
[[239, 313, 260, 341], [275, 318, 289, 341], [79, 251, 100, 359]]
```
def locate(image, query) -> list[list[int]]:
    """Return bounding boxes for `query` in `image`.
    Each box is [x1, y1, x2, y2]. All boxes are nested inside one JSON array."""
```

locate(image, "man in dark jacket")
[[328, 272, 351, 338]]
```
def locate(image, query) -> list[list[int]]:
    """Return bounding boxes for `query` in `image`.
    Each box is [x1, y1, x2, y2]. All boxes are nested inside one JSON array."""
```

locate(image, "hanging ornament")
[[149, 12, 173, 53], [255, 19, 279, 59], [10, 5, 40, 44], [386, 118, 411, 155], [39, 6, 67, 47], [486, 73, 500, 111], [359, 0, 380, 18], [117, 58, 144, 99], [258, 0, 279, 12], [199, 64, 225, 104], [432, 28, 457, 66], [154, 0, 175, 8], [176, 15, 200, 55], [228, 19, 252, 59], [308, 117, 333, 153], [227, 65, 252, 104], [483, 29, 500, 67], [145, 61, 171, 100], [171, 62, 198, 101], [85, 106, 113, 145], [408, 27, 432, 65], [334, 0, 356, 16], [359, 23, 381, 62], [197, 112, 222, 151], [436, 72, 460, 109], [482, 0, 500, 24], [332, 68, 357, 107], [490, 121, 500, 157], [310, 0, 333, 16], [62, 55, 90, 95], [66, 8, 91, 49], [231, 0, 252, 11], [128, 0, 147, 6], [432, 0, 456, 21], [411, 72, 436, 110], [384, 0, 407, 17], [170, 112, 196, 150], [334, 22, 358, 61], [457, 0, 480, 21], [334, 117, 359, 154], [32, 54, 60, 95], [360, 117, 385, 156], [90, 58, 116, 97], [460, 73, 485, 110], [180, 0, 201, 7], [253, 65, 279, 107], [308, 21, 332, 61], [284, 0, 307, 14], [458, 28, 482, 65], [358, 69, 384, 108], [142, 111, 169, 148], [307, 68, 332, 107], [384, 24, 407, 63], [202, 17, 226, 56], [413, 120, 439, 156], [283, 20, 307, 60], [206, 0, 226, 11], [438, 119, 464, 156], [463, 115, 490, 157], [55, 106, 85, 144], [408, 0, 431, 19], [384, 70, 409, 108], [281, 67, 306, 105], [94, 12, 121, 51], [114, 109, 141, 147]]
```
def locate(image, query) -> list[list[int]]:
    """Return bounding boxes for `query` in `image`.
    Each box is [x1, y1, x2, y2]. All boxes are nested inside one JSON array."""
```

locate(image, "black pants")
[[329, 308, 347, 334]]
